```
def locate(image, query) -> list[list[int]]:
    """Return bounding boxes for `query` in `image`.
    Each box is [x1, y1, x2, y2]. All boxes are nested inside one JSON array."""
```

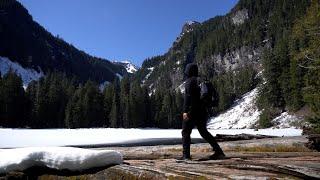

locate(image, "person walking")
[[181, 63, 225, 160]]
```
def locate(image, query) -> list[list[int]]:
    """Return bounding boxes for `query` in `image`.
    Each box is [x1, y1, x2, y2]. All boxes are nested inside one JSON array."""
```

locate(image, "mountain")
[[113, 61, 138, 74], [0, 0, 317, 130], [0, 0, 127, 85], [135, 0, 309, 94], [131, 0, 315, 130]]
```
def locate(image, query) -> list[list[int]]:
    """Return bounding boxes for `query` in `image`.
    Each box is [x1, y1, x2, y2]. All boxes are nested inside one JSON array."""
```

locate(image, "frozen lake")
[[0, 128, 302, 148]]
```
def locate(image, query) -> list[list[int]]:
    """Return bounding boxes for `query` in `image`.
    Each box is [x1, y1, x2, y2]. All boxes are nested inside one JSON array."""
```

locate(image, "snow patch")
[[0, 56, 44, 88], [272, 112, 300, 128], [232, 9, 249, 25], [99, 81, 110, 91], [125, 63, 138, 73], [116, 73, 123, 80], [148, 88, 156, 96], [208, 88, 261, 129], [207, 85, 302, 129], [176, 81, 186, 94], [142, 67, 154, 84], [113, 60, 138, 74], [0, 147, 122, 174], [186, 21, 197, 26]]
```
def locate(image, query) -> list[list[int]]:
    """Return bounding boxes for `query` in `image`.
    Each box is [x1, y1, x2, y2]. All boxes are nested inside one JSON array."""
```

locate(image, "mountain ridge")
[[0, 0, 127, 84], [134, 0, 309, 97]]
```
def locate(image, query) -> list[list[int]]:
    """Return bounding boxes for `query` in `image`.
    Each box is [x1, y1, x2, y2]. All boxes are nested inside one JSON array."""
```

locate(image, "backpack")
[[199, 81, 218, 110]]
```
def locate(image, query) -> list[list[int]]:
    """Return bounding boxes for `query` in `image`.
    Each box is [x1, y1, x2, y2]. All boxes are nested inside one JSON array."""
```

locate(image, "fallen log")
[[215, 133, 276, 142]]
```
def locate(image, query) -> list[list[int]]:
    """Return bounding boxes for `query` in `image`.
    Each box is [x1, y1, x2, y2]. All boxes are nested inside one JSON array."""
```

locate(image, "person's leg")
[[181, 118, 195, 159], [197, 117, 224, 154]]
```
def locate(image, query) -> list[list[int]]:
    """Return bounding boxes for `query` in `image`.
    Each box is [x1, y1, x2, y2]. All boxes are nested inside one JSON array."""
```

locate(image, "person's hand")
[[183, 113, 189, 121]]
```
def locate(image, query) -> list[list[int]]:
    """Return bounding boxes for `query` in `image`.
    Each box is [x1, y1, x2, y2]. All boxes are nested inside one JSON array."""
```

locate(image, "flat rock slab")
[[122, 153, 320, 179], [30, 152, 320, 180], [2, 136, 320, 179]]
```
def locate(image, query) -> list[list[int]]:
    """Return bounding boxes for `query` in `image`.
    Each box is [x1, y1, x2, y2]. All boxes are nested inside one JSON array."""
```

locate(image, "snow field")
[[0, 128, 302, 148]]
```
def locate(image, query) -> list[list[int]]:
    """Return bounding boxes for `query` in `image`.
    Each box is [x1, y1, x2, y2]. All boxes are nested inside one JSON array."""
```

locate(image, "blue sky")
[[18, 0, 238, 66]]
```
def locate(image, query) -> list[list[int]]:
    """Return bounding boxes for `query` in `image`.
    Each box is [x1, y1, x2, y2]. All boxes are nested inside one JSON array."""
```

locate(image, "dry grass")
[[226, 145, 311, 152], [162, 144, 311, 154]]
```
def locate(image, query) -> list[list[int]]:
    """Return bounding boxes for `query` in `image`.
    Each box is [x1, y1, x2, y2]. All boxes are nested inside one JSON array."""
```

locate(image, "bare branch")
[[304, 54, 316, 61], [298, 64, 320, 69], [305, 27, 320, 31]]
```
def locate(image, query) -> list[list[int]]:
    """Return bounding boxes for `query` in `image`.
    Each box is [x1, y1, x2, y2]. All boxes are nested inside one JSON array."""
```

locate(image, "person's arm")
[[183, 85, 191, 113], [183, 80, 191, 120]]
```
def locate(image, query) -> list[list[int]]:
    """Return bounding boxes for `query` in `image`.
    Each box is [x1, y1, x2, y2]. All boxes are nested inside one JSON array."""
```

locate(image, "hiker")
[[181, 63, 225, 160]]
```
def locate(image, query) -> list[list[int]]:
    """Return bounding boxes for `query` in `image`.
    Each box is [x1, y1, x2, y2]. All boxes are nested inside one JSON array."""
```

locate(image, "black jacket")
[[183, 64, 202, 115]]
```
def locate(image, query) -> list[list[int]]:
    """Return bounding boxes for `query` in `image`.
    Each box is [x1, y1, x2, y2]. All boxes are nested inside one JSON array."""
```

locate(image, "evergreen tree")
[[151, 89, 163, 128], [159, 91, 174, 128], [103, 84, 114, 127], [174, 91, 184, 128], [142, 86, 152, 127], [82, 81, 104, 127], [119, 77, 130, 128], [290, 0, 320, 132], [288, 58, 304, 110], [261, 48, 284, 108], [109, 78, 120, 128], [65, 86, 83, 128], [0, 70, 26, 127], [129, 82, 147, 127]]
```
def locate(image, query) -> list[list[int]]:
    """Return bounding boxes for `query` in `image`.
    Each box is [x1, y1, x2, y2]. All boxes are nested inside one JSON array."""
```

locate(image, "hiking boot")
[[209, 152, 226, 160], [177, 155, 191, 161]]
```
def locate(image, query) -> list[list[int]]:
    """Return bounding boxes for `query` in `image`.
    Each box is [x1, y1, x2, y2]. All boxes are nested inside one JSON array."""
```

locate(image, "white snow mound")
[[0, 147, 123, 174], [207, 87, 302, 129], [0, 56, 43, 88], [208, 88, 261, 129], [272, 112, 300, 128]]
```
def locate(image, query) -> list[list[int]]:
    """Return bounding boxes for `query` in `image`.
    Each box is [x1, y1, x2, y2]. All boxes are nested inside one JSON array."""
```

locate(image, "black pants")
[[181, 113, 223, 157]]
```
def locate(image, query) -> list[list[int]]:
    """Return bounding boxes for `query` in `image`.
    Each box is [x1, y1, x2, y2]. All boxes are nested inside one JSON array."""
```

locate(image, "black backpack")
[[199, 81, 218, 111]]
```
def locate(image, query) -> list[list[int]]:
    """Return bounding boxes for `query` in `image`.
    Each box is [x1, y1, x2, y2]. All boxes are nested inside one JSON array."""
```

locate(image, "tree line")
[[0, 70, 183, 128], [0, 63, 257, 129], [257, 0, 320, 132]]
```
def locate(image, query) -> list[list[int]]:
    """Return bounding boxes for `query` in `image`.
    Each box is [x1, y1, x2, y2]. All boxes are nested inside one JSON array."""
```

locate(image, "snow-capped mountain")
[[113, 61, 138, 74], [0, 56, 43, 88]]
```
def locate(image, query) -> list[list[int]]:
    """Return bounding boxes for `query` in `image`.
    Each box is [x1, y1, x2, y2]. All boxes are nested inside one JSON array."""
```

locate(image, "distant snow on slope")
[[208, 88, 261, 129], [99, 81, 110, 91], [231, 9, 249, 25], [207, 87, 302, 129], [123, 61, 138, 73], [186, 20, 197, 26], [0, 147, 123, 174], [142, 67, 154, 84], [0, 56, 43, 88], [176, 81, 186, 93], [113, 60, 138, 73], [272, 112, 301, 128], [116, 73, 123, 80]]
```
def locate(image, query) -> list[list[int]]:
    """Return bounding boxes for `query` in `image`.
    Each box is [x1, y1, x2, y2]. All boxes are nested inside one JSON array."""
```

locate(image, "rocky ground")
[[2, 136, 320, 180]]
